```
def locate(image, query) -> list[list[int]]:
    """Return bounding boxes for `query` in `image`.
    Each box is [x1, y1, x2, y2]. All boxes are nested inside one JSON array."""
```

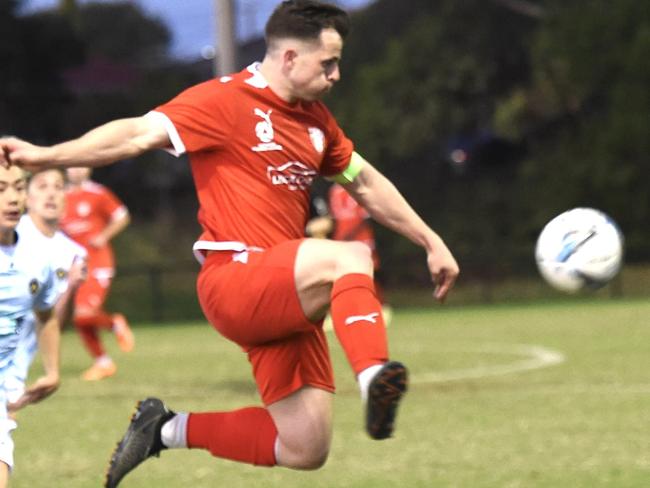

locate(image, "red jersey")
[[61, 180, 127, 270], [151, 63, 354, 250]]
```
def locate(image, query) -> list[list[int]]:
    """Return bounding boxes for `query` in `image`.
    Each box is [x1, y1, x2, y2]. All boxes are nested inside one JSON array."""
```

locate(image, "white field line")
[[410, 344, 566, 385], [489, 384, 650, 395]]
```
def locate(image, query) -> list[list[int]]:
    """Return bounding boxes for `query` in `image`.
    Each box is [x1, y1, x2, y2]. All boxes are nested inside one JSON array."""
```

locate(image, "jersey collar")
[[244, 62, 269, 89]]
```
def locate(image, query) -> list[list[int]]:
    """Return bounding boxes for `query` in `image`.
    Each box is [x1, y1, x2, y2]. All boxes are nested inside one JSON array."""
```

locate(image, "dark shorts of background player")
[[197, 238, 335, 405]]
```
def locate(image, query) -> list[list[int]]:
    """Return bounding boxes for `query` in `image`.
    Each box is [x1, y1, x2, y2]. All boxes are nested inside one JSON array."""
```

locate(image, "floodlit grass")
[[11, 299, 650, 487]]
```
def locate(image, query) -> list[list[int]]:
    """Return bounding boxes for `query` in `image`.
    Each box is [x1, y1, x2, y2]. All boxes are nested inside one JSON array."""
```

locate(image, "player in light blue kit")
[[0, 165, 62, 487], [6, 168, 87, 410]]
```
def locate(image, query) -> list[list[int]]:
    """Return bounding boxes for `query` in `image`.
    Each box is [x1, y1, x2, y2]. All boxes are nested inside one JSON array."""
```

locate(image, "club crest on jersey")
[[252, 108, 283, 152], [267, 162, 317, 191], [77, 201, 91, 217], [56, 268, 68, 280], [29, 279, 39, 295], [308, 127, 325, 153]]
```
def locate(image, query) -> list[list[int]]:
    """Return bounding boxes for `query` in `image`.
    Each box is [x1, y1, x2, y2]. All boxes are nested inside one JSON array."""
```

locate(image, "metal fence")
[[106, 261, 649, 324]]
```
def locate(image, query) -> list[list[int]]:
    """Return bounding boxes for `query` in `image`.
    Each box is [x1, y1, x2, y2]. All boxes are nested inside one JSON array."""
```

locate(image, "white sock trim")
[[95, 355, 113, 367], [160, 412, 188, 449], [357, 363, 384, 403], [274, 436, 281, 465]]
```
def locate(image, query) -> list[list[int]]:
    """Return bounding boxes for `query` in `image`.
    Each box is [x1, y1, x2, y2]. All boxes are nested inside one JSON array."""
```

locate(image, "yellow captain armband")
[[327, 152, 366, 184]]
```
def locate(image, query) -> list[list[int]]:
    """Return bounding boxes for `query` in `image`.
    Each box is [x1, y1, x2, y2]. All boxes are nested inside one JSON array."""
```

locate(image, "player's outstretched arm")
[[8, 309, 61, 411], [0, 116, 170, 172], [54, 257, 87, 329], [342, 158, 459, 302]]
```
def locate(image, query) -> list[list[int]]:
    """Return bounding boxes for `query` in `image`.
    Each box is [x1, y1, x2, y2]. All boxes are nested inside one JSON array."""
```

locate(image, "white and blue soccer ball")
[[535, 208, 624, 293]]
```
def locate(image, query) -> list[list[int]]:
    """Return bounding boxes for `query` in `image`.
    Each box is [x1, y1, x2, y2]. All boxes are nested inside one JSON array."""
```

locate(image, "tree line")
[[1, 0, 648, 284]]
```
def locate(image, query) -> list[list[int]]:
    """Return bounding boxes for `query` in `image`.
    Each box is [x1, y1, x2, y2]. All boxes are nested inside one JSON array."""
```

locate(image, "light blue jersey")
[[5, 216, 86, 402], [0, 226, 60, 468]]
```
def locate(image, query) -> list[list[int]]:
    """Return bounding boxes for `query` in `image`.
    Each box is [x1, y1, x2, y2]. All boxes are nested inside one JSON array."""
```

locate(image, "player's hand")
[[0, 136, 49, 172], [306, 216, 333, 239], [68, 256, 88, 288], [426, 241, 459, 303], [88, 234, 108, 248], [7, 373, 60, 411]]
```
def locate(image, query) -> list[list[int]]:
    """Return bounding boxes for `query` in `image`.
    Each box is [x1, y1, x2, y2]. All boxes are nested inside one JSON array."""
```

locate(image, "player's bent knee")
[[301, 450, 329, 470], [286, 442, 330, 470], [297, 239, 374, 287], [275, 423, 331, 469]]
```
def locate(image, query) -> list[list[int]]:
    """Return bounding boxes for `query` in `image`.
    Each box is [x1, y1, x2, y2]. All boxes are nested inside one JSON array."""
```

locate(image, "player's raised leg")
[[294, 238, 408, 440], [106, 240, 339, 487], [105, 386, 332, 487]]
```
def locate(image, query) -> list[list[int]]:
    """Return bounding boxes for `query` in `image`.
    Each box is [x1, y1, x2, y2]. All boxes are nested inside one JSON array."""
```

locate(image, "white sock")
[[95, 355, 113, 367], [357, 364, 384, 403], [274, 437, 281, 465], [160, 412, 188, 449]]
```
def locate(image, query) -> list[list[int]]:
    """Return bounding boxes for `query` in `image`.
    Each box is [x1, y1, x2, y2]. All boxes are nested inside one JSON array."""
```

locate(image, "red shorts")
[[197, 239, 335, 405], [75, 269, 113, 314]]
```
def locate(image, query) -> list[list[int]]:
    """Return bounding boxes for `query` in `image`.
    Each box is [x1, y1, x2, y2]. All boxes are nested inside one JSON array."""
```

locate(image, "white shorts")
[[0, 392, 16, 470], [0, 425, 15, 471]]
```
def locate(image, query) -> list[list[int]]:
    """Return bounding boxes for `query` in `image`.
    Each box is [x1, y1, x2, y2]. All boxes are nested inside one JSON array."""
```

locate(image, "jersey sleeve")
[[99, 186, 128, 221], [53, 268, 70, 296], [318, 105, 355, 178], [54, 237, 87, 295], [152, 79, 237, 154], [33, 266, 60, 312]]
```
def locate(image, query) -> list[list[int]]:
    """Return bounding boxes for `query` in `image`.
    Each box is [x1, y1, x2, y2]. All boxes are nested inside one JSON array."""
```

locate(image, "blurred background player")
[[305, 192, 333, 239], [328, 183, 391, 316], [307, 183, 392, 325], [329, 182, 379, 271], [60, 167, 133, 381], [0, 166, 62, 487], [5, 168, 87, 410]]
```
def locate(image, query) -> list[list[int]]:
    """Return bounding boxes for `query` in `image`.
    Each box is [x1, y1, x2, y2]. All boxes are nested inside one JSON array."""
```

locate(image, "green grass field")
[[11, 299, 650, 487]]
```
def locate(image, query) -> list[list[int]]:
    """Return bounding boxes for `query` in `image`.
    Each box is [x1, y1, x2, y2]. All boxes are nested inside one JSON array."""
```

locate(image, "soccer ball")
[[535, 208, 624, 292]]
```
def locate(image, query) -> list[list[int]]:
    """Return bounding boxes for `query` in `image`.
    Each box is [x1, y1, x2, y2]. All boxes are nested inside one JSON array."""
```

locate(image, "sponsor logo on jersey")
[[252, 108, 283, 152], [267, 162, 317, 191], [63, 220, 92, 234], [308, 127, 325, 153], [29, 278, 39, 295]]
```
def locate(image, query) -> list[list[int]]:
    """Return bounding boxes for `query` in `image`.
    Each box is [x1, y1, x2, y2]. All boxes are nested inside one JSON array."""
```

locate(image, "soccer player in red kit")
[[60, 167, 134, 381], [0, 1, 459, 486]]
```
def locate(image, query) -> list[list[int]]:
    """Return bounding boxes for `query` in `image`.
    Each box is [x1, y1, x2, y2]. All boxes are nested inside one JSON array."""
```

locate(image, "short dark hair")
[[27, 168, 66, 188], [265, 0, 350, 45]]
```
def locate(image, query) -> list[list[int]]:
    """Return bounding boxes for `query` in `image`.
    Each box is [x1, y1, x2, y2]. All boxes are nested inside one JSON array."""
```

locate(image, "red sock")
[[96, 311, 114, 329], [75, 312, 114, 329], [330, 273, 388, 374], [187, 407, 277, 466], [74, 322, 105, 358]]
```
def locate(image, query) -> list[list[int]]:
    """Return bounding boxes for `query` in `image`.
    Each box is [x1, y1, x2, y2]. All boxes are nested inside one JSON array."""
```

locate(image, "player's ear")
[[283, 49, 298, 68]]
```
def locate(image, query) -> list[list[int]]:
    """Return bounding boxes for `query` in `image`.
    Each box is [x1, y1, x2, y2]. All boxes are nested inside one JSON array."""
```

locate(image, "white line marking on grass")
[[410, 344, 566, 384]]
